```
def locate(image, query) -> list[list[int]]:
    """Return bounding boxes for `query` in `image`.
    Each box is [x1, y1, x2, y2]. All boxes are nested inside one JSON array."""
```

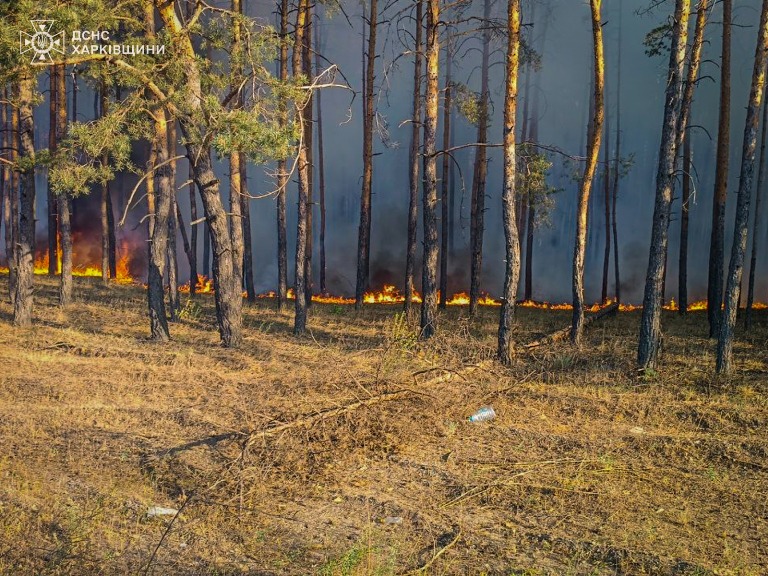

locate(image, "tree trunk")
[[167, 120, 180, 318], [147, 114, 172, 341], [276, 0, 289, 311], [611, 3, 623, 304], [420, 0, 439, 339], [404, 0, 423, 312], [637, 0, 691, 369], [230, 147, 244, 293], [156, 0, 242, 347], [293, 0, 311, 334], [203, 221, 211, 277], [439, 31, 452, 309], [679, 132, 691, 315], [745, 80, 768, 329], [571, 0, 605, 344], [717, 0, 768, 372], [303, 10, 314, 307], [356, 0, 377, 309], [241, 155, 255, 303], [229, 0, 245, 299], [107, 182, 117, 278], [58, 197, 72, 305], [13, 74, 37, 327], [1, 91, 12, 293], [601, 94, 611, 304], [47, 66, 58, 276], [57, 66, 72, 305], [315, 19, 327, 295], [188, 162, 198, 293], [9, 98, 20, 305], [524, 58, 544, 303], [707, 0, 731, 338], [469, 0, 491, 318], [100, 84, 110, 283], [497, 0, 521, 365]]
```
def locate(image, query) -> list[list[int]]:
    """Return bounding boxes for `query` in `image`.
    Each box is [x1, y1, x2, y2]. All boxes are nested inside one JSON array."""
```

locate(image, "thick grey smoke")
[[25, 0, 768, 304]]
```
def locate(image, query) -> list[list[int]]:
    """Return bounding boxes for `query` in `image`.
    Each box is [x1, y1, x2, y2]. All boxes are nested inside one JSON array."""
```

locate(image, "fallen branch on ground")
[[524, 302, 620, 349]]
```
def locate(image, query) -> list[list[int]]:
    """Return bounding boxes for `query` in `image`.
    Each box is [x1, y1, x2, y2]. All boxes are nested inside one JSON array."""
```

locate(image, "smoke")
[[22, 0, 768, 304]]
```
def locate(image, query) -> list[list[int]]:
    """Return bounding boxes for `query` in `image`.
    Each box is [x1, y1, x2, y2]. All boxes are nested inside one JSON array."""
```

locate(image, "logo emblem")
[[20, 20, 65, 63]]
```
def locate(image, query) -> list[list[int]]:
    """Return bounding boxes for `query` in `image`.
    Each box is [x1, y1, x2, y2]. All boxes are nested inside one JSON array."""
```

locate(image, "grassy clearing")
[[0, 276, 766, 575]]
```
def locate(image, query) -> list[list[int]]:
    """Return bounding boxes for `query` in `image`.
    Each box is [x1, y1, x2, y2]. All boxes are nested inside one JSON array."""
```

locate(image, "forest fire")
[[1, 243, 135, 283]]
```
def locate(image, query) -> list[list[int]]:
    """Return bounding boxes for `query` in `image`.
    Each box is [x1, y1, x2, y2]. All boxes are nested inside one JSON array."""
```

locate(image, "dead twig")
[[405, 528, 462, 575]]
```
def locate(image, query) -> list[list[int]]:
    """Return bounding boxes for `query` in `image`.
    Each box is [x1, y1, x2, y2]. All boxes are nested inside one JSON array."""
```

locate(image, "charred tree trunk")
[[356, 0, 377, 309], [637, 0, 691, 369], [708, 0, 732, 338], [13, 74, 37, 327], [405, 0, 423, 312], [439, 32, 453, 309], [420, 0, 439, 339], [679, 133, 691, 314], [293, 0, 311, 334], [48, 67, 58, 276], [276, 0, 289, 311], [746, 81, 768, 329], [497, 0, 521, 365], [469, 0, 491, 318], [147, 114, 172, 341], [717, 0, 768, 372], [571, 0, 605, 344]]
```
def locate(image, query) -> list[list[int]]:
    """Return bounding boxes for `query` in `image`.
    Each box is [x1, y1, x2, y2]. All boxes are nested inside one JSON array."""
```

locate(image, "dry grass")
[[0, 275, 766, 575]]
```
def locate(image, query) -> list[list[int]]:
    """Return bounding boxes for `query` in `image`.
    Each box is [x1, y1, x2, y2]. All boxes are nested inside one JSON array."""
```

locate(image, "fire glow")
[[2, 265, 766, 312]]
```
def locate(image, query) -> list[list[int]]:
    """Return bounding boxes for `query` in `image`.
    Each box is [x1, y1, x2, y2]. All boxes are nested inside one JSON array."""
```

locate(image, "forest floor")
[[0, 275, 767, 575]]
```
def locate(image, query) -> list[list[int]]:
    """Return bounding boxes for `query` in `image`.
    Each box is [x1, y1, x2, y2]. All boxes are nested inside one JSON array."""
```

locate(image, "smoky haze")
[[24, 0, 768, 304]]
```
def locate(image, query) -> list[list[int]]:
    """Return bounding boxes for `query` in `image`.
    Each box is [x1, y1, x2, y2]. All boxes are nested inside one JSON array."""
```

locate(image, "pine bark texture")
[[156, 0, 242, 347], [716, 0, 768, 372], [497, 0, 521, 365], [745, 81, 768, 329], [13, 74, 37, 327], [708, 0, 732, 337], [637, 0, 691, 369], [147, 114, 172, 341], [277, 0, 289, 311], [48, 66, 59, 276], [293, 0, 311, 334], [439, 33, 452, 309], [571, 0, 605, 344], [469, 0, 491, 318], [420, 0, 439, 339], [404, 0, 422, 312], [356, 0, 377, 308]]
